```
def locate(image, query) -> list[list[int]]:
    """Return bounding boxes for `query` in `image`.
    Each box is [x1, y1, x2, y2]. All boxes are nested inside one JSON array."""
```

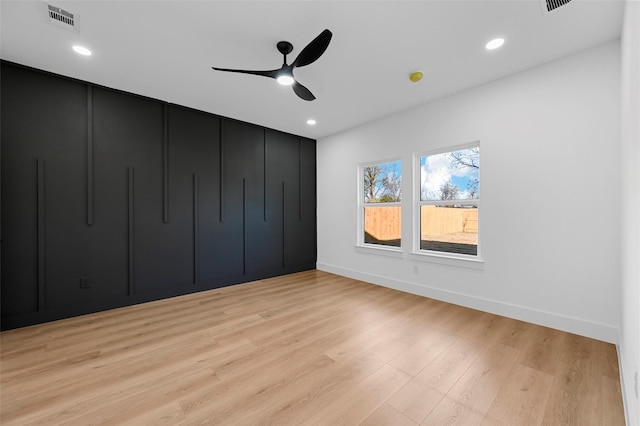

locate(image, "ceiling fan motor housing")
[[277, 41, 294, 56]]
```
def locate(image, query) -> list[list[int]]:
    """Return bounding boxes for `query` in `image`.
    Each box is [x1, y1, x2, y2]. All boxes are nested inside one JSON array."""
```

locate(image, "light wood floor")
[[0, 270, 625, 425]]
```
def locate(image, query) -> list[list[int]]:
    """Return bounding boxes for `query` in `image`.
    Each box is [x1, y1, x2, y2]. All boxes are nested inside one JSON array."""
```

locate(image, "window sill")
[[355, 245, 404, 258], [409, 251, 485, 270]]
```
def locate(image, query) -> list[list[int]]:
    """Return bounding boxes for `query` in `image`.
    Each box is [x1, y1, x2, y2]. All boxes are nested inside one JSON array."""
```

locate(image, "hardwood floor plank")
[[1, 308, 261, 381], [360, 403, 418, 426], [1, 317, 259, 407], [389, 342, 520, 424], [540, 334, 605, 425], [181, 353, 338, 425], [421, 395, 486, 426], [456, 311, 507, 346], [518, 325, 566, 376], [388, 329, 456, 376], [412, 336, 485, 394], [4, 339, 255, 425], [253, 336, 410, 424], [211, 309, 369, 381], [0, 270, 625, 425], [601, 375, 626, 425], [594, 338, 621, 379], [387, 378, 446, 423], [245, 348, 390, 425], [439, 343, 521, 416], [122, 401, 188, 426], [482, 364, 554, 425], [380, 297, 450, 346], [305, 364, 412, 426], [60, 340, 254, 425], [494, 318, 538, 350]]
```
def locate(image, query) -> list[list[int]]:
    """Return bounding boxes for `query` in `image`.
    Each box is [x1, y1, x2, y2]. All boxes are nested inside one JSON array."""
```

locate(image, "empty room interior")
[[1, 1, 639, 425]]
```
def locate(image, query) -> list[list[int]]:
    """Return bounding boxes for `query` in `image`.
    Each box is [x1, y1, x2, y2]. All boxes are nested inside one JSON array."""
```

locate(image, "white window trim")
[[355, 244, 404, 258], [412, 141, 483, 264], [355, 158, 403, 255], [409, 251, 484, 269]]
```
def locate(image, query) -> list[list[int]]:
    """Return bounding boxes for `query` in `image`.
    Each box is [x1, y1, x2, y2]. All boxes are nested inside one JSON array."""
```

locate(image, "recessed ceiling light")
[[72, 45, 92, 56], [307, 119, 317, 125], [485, 38, 505, 50]]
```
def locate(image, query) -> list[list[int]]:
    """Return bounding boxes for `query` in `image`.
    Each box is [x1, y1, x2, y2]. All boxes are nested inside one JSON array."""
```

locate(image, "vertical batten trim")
[[87, 86, 94, 226], [163, 104, 169, 223], [242, 178, 247, 276], [263, 129, 267, 221], [193, 173, 199, 285], [298, 138, 302, 221], [37, 159, 46, 311], [282, 181, 286, 269], [219, 119, 225, 222], [128, 167, 135, 295]]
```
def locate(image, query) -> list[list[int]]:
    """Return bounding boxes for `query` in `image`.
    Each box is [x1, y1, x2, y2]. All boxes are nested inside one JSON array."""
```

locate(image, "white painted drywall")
[[317, 41, 621, 344], [620, 0, 640, 424]]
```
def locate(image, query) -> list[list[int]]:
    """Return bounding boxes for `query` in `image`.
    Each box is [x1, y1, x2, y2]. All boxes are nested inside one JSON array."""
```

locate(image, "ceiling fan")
[[212, 29, 332, 101]]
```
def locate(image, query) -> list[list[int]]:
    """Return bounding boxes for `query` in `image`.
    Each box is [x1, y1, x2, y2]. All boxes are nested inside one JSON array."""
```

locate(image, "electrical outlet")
[[635, 371, 638, 398], [80, 277, 90, 288], [413, 265, 419, 274]]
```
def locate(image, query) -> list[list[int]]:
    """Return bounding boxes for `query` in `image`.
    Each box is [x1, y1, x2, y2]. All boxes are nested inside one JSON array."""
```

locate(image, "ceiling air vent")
[[45, 3, 78, 32], [540, 0, 572, 13]]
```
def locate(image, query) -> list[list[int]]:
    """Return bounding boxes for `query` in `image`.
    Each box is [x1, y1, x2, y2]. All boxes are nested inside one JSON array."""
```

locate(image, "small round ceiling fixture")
[[409, 71, 423, 83], [72, 45, 92, 56], [307, 119, 317, 125], [485, 38, 505, 50]]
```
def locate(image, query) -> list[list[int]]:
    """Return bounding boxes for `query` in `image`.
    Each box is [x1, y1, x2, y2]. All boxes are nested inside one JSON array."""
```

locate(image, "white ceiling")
[[0, 0, 624, 139]]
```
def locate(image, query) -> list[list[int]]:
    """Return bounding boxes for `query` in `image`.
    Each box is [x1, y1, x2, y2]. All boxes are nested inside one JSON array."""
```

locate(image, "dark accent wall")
[[0, 61, 317, 330]]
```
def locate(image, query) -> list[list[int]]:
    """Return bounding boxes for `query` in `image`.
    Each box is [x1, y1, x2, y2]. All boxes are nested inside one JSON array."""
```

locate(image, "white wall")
[[317, 41, 621, 344], [620, 0, 640, 424]]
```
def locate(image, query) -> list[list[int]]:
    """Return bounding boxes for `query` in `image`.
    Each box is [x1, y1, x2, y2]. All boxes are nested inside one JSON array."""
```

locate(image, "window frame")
[[412, 141, 483, 264], [356, 157, 403, 255]]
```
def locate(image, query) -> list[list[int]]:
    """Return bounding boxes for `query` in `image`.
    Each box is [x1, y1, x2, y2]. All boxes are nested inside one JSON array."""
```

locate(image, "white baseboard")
[[616, 343, 635, 426], [317, 262, 619, 344]]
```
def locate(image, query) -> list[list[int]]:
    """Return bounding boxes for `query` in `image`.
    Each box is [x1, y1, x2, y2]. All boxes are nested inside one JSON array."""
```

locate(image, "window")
[[359, 160, 402, 248], [418, 144, 479, 256]]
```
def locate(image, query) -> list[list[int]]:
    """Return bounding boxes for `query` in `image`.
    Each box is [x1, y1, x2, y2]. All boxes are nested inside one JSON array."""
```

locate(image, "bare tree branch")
[[449, 148, 479, 170]]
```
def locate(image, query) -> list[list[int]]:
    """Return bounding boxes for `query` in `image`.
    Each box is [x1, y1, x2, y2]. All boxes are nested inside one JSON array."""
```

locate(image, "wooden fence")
[[421, 205, 478, 236], [364, 206, 402, 242], [364, 205, 478, 241]]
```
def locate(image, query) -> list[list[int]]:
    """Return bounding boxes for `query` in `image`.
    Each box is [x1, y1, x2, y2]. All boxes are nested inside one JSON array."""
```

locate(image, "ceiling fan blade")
[[211, 67, 279, 78], [292, 81, 316, 101], [293, 29, 332, 68]]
